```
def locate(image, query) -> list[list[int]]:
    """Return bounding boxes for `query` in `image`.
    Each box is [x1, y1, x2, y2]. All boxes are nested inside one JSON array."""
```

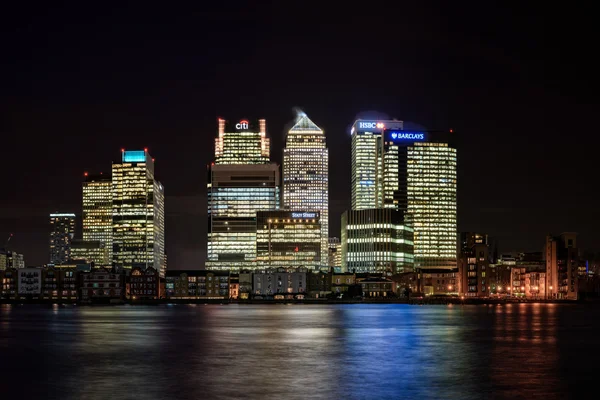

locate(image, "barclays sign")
[[389, 131, 426, 141]]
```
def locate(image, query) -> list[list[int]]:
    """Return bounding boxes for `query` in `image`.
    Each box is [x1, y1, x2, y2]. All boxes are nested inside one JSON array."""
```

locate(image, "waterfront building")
[[82, 173, 112, 265], [546, 233, 579, 300], [41, 267, 78, 302], [459, 232, 490, 297], [341, 208, 414, 274], [49, 213, 76, 265], [350, 119, 458, 270], [328, 237, 342, 269], [255, 210, 321, 269], [282, 112, 328, 266], [165, 270, 230, 299], [252, 267, 307, 298], [129, 266, 160, 300], [229, 274, 239, 299], [358, 276, 395, 297], [80, 267, 125, 302], [307, 269, 332, 298], [0, 268, 17, 299], [420, 269, 459, 295], [331, 272, 356, 294], [17, 268, 42, 298], [112, 149, 165, 277], [238, 270, 253, 299]]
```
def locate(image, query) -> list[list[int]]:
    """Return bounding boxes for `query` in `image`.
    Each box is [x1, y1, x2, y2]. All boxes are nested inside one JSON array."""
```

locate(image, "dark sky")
[[0, 2, 593, 267]]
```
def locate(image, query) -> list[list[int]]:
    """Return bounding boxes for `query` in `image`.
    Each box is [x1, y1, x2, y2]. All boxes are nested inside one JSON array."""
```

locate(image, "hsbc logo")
[[358, 121, 385, 129], [235, 120, 249, 130]]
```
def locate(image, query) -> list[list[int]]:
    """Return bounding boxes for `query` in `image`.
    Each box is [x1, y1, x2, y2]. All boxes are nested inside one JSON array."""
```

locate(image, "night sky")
[[0, 2, 593, 268]]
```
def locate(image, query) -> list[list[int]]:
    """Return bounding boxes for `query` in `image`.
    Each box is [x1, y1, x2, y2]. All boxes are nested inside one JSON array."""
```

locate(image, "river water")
[[0, 303, 596, 399]]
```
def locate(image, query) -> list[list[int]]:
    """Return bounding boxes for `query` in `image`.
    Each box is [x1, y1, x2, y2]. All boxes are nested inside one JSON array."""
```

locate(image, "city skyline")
[[0, 3, 590, 269]]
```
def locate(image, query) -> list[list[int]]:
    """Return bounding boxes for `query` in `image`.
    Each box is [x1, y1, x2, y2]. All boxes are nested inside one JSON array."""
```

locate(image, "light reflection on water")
[[0, 304, 596, 399]]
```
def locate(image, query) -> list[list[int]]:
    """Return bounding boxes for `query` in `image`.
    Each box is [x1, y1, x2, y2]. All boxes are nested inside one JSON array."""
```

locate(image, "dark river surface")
[[0, 303, 597, 399]]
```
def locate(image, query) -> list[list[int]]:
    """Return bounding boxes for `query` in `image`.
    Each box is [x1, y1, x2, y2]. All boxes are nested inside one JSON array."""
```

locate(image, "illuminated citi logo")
[[236, 120, 249, 130]]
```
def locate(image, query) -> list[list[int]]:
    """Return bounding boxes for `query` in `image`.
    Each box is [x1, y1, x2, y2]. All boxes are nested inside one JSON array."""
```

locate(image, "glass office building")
[[49, 213, 76, 265], [282, 112, 328, 267], [215, 118, 270, 164], [255, 211, 321, 269], [112, 149, 165, 277], [82, 174, 112, 266], [341, 208, 414, 274]]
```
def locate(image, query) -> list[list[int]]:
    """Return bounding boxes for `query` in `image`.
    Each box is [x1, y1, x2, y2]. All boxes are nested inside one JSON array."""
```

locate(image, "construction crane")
[[4, 233, 13, 250]]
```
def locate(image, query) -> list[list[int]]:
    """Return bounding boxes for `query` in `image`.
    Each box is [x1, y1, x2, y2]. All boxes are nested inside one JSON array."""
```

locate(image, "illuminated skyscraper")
[[351, 120, 403, 210], [283, 112, 328, 267], [215, 118, 270, 164], [350, 119, 457, 270], [112, 149, 165, 277], [82, 173, 112, 266], [49, 213, 76, 264], [207, 119, 279, 270], [328, 237, 342, 269]]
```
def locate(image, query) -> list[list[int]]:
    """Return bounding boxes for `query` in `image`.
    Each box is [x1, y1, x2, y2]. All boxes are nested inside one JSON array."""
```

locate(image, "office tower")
[[82, 173, 112, 266], [546, 232, 579, 300], [207, 164, 280, 270], [328, 237, 342, 269], [112, 149, 165, 277], [282, 112, 328, 267], [256, 211, 321, 268], [341, 208, 414, 274], [215, 118, 270, 164], [0, 250, 24, 270], [350, 119, 457, 270], [71, 239, 107, 265], [49, 213, 76, 264], [207, 118, 279, 270], [350, 120, 404, 210], [459, 232, 489, 297]]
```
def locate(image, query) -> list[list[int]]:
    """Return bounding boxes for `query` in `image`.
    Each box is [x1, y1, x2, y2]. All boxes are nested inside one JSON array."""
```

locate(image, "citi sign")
[[235, 120, 249, 130], [391, 132, 425, 140], [358, 121, 385, 129]]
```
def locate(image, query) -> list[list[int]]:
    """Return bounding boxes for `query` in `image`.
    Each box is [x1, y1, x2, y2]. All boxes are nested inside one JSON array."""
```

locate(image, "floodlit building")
[[82, 173, 112, 265], [49, 213, 76, 265], [112, 149, 165, 277], [252, 267, 307, 297], [282, 112, 328, 266], [207, 118, 279, 271], [341, 208, 414, 274], [215, 118, 270, 164], [71, 239, 108, 266], [256, 210, 321, 269], [350, 119, 457, 269]]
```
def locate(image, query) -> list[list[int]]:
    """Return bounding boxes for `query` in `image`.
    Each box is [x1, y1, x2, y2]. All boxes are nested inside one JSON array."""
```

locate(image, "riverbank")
[[2, 297, 597, 306]]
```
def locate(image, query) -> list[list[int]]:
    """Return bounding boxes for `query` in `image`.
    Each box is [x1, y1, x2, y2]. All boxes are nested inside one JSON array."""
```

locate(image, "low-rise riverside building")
[[420, 269, 459, 296], [165, 270, 230, 299], [359, 276, 395, 298], [80, 267, 124, 303], [41, 267, 78, 302], [0, 268, 18, 300], [308, 269, 332, 298], [252, 267, 307, 298], [130, 267, 160, 300], [331, 272, 355, 294]]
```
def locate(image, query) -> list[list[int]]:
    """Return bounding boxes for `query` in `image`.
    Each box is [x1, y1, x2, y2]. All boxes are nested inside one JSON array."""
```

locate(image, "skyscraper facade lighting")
[[82, 174, 112, 266], [49, 213, 76, 265], [283, 112, 328, 267], [112, 149, 165, 277]]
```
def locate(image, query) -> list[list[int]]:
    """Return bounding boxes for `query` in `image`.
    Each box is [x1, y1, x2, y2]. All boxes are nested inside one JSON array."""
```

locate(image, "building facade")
[[328, 237, 342, 269], [215, 118, 270, 164], [341, 208, 414, 274], [112, 149, 165, 277], [252, 267, 307, 297], [41, 267, 78, 302], [350, 119, 458, 270], [165, 270, 230, 299], [49, 213, 76, 265], [0, 250, 24, 270], [255, 210, 321, 269], [70, 240, 108, 266], [282, 112, 328, 267], [129, 266, 160, 299], [546, 232, 579, 300], [459, 232, 490, 297], [80, 267, 124, 302], [82, 173, 112, 265]]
